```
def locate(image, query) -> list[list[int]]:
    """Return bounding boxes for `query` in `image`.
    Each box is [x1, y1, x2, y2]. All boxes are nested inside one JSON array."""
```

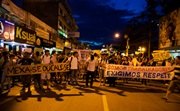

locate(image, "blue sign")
[[0, 18, 15, 41]]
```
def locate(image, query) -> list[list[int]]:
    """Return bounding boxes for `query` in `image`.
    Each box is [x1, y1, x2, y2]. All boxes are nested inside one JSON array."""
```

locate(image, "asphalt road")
[[0, 82, 180, 111]]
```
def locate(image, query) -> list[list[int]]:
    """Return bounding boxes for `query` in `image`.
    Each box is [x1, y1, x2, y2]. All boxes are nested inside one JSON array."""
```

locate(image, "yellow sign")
[[152, 50, 171, 61], [15, 26, 36, 45]]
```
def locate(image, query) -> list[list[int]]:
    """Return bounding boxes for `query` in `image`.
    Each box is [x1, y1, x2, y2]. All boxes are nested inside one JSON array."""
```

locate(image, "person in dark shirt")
[[107, 55, 117, 87], [32, 51, 42, 89], [18, 52, 33, 94]]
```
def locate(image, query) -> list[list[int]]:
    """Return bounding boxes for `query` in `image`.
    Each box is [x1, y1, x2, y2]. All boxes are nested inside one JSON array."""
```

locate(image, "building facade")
[[23, 0, 79, 54], [0, 0, 79, 54]]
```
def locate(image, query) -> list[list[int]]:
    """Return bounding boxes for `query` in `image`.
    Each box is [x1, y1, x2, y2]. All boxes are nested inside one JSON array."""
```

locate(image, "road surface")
[[0, 82, 180, 111]]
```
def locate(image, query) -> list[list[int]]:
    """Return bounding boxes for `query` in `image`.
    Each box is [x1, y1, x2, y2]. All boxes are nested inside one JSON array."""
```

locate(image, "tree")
[[124, 0, 179, 56]]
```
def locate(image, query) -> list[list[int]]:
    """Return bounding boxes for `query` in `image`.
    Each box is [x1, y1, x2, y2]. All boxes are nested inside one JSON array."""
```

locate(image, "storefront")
[[64, 40, 71, 55], [55, 37, 64, 53], [0, 18, 15, 51], [13, 24, 36, 53], [0, 18, 41, 53], [35, 36, 56, 54]]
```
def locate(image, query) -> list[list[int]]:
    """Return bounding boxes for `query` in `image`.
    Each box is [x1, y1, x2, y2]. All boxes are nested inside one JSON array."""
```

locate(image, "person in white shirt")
[[50, 50, 58, 85], [68, 51, 79, 85], [94, 53, 99, 81], [41, 50, 51, 90], [86, 54, 96, 87], [51, 51, 58, 63]]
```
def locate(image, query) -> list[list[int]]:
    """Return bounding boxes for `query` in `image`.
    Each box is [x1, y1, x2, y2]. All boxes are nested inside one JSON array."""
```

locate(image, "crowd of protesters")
[[0, 48, 179, 100], [0, 48, 70, 94]]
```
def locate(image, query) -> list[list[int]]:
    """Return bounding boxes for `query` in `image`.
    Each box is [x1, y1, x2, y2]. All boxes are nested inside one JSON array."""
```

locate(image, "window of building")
[[58, 20, 62, 29], [37, 25, 44, 30], [59, 8, 63, 15]]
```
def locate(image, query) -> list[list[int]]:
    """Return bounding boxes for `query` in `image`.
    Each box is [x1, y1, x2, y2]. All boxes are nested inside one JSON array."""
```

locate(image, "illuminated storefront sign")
[[15, 25, 36, 45], [35, 28, 49, 40], [0, 18, 15, 41], [35, 36, 56, 48], [58, 29, 68, 38]]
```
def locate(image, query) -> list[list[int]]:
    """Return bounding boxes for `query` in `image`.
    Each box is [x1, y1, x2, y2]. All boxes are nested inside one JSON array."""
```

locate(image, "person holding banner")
[[41, 50, 51, 90], [18, 51, 34, 95], [107, 55, 117, 87], [9, 54, 17, 87], [86, 54, 97, 87], [162, 56, 180, 101], [0, 51, 10, 93], [68, 51, 79, 85], [99, 53, 108, 86], [33, 51, 42, 90], [50, 50, 58, 85]]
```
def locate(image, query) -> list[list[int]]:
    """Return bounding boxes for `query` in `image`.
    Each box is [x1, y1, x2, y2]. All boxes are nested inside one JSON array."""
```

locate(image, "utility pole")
[[148, 30, 151, 58]]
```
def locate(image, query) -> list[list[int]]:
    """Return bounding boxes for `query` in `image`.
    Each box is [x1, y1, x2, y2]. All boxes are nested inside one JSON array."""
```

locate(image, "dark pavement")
[[0, 81, 180, 111]]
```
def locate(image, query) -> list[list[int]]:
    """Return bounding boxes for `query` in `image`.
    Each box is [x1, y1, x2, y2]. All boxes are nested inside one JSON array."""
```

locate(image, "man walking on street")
[[68, 51, 79, 85]]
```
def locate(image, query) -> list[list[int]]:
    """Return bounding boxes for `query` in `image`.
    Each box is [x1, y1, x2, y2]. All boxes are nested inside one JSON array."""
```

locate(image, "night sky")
[[68, 0, 147, 47], [12, 0, 147, 48]]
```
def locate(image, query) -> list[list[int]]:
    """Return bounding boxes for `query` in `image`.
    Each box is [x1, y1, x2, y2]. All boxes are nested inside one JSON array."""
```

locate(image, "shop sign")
[[35, 37, 42, 47], [68, 32, 80, 38], [58, 29, 67, 38], [42, 38, 55, 48], [35, 36, 55, 48], [15, 25, 36, 45], [50, 33, 58, 42], [35, 28, 49, 40], [0, 18, 15, 41]]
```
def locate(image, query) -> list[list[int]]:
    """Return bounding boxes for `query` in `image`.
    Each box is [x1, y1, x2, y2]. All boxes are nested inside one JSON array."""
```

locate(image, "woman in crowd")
[[41, 50, 51, 90], [107, 55, 117, 87]]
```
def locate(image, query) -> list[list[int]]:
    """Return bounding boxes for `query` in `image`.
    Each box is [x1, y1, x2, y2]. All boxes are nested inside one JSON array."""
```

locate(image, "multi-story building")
[[0, 0, 78, 54], [22, 0, 79, 54]]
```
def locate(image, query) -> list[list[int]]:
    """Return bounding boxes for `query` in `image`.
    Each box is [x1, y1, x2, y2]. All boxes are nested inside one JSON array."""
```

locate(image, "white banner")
[[6, 63, 70, 76], [104, 64, 174, 80]]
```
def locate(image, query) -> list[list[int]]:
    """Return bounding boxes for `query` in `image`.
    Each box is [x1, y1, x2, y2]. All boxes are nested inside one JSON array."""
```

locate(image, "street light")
[[124, 34, 129, 56], [138, 46, 146, 53], [114, 33, 120, 38]]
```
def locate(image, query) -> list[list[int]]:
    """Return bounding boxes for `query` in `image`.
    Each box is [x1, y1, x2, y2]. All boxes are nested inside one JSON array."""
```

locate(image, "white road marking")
[[102, 95, 109, 111]]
